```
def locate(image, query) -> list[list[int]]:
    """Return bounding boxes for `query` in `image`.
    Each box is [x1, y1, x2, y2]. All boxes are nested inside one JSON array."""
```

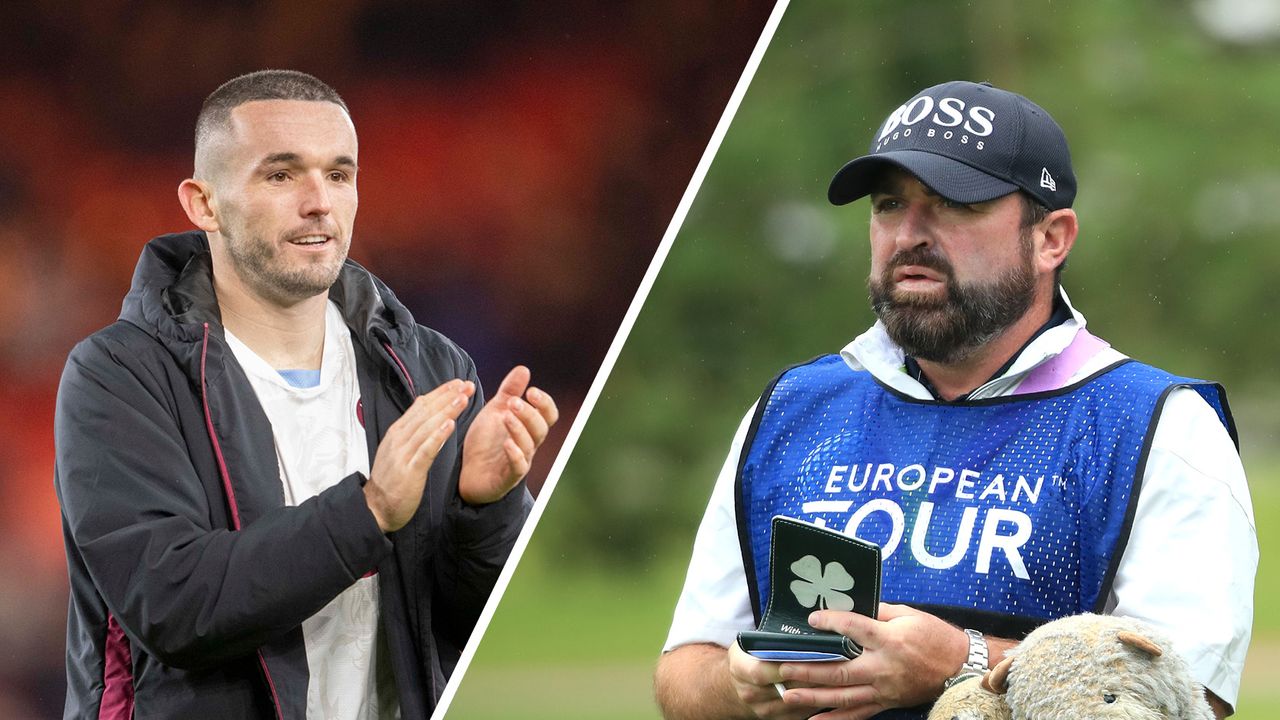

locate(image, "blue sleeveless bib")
[[737, 356, 1232, 644]]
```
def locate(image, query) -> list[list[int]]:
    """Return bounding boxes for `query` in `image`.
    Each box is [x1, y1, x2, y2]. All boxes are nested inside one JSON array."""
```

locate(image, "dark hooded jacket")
[[54, 231, 532, 719]]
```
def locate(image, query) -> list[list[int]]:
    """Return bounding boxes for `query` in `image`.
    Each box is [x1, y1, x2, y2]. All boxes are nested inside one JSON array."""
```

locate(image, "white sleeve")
[[1105, 387, 1256, 709], [662, 406, 758, 653]]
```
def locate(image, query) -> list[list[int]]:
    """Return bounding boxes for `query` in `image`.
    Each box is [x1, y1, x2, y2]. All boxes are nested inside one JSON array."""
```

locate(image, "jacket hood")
[[120, 230, 420, 354]]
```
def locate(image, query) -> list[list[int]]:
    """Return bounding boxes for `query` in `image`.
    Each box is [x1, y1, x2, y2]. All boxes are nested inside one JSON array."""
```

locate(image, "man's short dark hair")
[[194, 69, 349, 175]]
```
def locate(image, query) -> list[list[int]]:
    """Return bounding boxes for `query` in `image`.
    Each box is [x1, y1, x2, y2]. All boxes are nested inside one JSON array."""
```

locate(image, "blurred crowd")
[[0, 1, 773, 715]]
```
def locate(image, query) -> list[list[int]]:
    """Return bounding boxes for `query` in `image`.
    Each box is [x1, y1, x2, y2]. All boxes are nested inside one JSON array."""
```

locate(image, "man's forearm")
[[655, 644, 755, 720], [433, 483, 532, 646]]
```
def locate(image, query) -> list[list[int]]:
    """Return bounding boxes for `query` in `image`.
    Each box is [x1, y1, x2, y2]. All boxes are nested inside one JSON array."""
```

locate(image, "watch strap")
[[944, 628, 989, 689]]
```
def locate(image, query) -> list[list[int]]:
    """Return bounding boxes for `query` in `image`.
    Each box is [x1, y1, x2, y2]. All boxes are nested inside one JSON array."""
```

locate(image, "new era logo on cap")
[[1040, 168, 1056, 192], [828, 81, 1076, 211]]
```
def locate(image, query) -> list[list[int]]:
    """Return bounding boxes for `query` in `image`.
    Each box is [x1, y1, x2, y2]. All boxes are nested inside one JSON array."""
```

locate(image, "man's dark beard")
[[867, 236, 1036, 364]]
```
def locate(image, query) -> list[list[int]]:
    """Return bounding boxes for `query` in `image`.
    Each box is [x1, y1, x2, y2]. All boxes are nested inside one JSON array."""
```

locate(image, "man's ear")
[[178, 178, 220, 233], [1036, 208, 1077, 276]]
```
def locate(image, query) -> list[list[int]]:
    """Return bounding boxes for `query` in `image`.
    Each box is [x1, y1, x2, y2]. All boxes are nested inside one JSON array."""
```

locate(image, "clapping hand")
[[459, 366, 558, 504]]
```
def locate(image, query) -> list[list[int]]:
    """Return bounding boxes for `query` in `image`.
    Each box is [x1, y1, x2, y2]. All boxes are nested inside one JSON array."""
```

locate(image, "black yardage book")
[[737, 516, 881, 662]]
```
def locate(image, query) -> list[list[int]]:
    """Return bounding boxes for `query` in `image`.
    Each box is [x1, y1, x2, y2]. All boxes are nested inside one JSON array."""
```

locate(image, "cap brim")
[[828, 151, 1020, 206]]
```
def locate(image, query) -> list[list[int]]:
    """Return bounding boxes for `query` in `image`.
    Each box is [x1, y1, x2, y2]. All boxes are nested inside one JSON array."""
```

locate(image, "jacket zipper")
[[381, 341, 417, 397], [201, 322, 285, 720]]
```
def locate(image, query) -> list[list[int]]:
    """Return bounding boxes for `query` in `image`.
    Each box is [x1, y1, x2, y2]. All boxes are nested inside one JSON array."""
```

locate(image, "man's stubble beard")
[[867, 231, 1037, 365], [221, 222, 349, 306]]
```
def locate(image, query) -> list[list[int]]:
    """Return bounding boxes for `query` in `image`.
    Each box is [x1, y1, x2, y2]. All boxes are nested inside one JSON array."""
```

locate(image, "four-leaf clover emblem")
[[789, 555, 855, 611]]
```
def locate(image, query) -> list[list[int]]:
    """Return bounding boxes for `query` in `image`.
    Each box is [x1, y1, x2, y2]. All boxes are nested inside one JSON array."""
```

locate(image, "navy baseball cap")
[[828, 81, 1076, 210]]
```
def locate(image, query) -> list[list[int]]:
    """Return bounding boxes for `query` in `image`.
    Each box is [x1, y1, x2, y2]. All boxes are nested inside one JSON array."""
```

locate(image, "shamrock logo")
[[789, 555, 855, 611]]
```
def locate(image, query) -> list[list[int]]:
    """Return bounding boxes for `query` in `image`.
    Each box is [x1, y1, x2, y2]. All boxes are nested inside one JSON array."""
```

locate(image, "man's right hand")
[[727, 642, 821, 719], [364, 379, 475, 533], [655, 642, 820, 720]]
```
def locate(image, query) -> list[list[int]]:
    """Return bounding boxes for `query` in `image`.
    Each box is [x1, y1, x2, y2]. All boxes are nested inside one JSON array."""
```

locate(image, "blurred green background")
[[449, 0, 1280, 717]]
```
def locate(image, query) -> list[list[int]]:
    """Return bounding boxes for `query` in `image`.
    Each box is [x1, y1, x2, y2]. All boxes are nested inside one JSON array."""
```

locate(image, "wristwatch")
[[943, 628, 989, 689]]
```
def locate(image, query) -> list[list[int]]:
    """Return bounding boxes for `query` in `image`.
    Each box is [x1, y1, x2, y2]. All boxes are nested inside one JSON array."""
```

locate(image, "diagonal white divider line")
[[432, 1, 792, 715]]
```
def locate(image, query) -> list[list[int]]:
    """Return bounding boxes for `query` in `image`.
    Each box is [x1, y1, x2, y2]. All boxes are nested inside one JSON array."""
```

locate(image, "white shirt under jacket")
[[227, 301, 399, 720], [662, 291, 1256, 708]]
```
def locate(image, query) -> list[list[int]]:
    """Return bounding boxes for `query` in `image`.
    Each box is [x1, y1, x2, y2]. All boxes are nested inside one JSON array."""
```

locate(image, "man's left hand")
[[459, 366, 559, 504], [776, 603, 968, 720]]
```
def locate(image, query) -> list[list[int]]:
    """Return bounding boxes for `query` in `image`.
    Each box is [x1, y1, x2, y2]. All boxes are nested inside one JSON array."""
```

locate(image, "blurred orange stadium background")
[[0, 2, 774, 715]]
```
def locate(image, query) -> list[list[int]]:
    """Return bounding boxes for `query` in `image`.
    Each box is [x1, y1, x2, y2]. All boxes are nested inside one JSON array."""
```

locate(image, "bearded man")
[[654, 81, 1254, 720], [54, 70, 557, 719]]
